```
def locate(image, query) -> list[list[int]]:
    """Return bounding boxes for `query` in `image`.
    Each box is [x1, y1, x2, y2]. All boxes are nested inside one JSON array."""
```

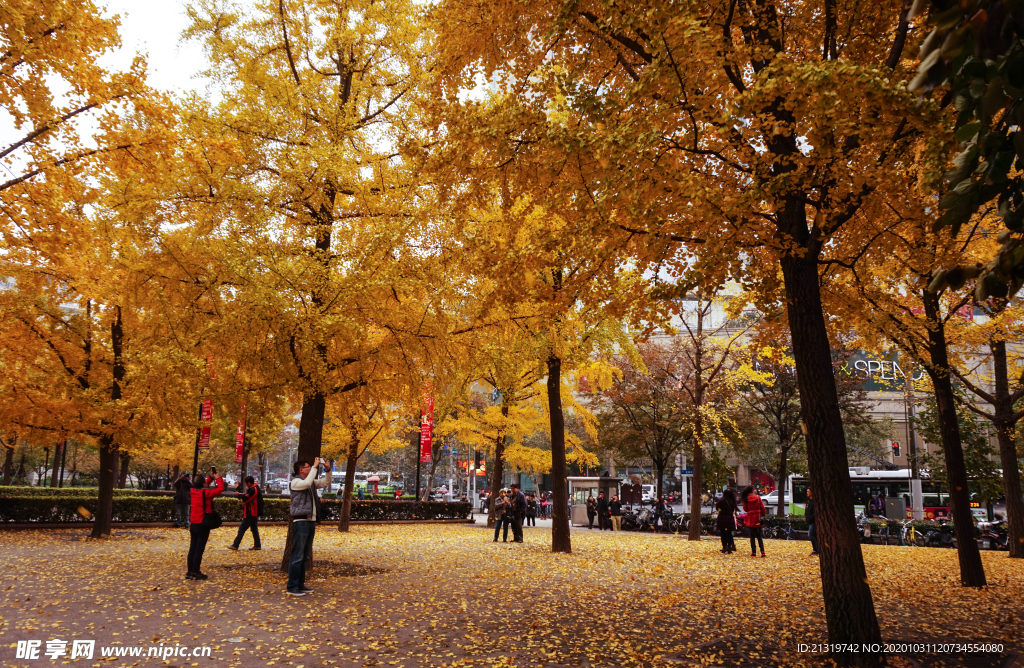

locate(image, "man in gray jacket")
[[286, 457, 332, 596]]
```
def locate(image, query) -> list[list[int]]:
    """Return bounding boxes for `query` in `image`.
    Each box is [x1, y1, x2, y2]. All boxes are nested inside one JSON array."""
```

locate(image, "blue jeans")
[[493, 516, 511, 541], [287, 521, 315, 591], [808, 523, 819, 553]]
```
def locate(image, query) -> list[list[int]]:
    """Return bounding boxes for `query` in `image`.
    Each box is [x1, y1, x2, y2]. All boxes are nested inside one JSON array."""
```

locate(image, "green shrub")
[[0, 493, 471, 524]]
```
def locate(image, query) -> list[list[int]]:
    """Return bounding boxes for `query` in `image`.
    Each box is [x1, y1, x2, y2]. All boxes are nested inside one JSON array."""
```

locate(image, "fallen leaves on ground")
[[0, 526, 1020, 667]]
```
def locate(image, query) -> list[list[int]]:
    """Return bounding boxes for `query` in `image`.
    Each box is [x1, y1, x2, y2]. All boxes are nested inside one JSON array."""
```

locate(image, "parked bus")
[[790, 468, 953, 519]]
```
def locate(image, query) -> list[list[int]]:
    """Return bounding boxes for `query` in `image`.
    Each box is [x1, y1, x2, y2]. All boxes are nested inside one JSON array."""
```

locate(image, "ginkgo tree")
[[429, 0, 941, 658]]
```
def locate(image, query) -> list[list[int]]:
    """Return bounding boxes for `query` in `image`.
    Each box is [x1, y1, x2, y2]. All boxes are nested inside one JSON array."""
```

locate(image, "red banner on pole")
[[419, 412, 432, 463], [234, 402, 246, 463], [199, 399, 213, 449], [420, 384, 434, 463]]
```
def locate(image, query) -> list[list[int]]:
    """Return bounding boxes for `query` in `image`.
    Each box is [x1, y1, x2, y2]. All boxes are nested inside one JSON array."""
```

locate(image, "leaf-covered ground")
[[0, 525, 1021, 667]]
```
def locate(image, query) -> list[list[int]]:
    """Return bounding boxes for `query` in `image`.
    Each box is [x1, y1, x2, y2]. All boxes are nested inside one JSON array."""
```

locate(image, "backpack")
[[255, 486, 264, 517]]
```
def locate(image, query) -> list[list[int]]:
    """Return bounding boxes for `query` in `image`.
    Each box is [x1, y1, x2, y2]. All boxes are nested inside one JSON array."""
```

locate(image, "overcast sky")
[[99, 0, 208, 96]]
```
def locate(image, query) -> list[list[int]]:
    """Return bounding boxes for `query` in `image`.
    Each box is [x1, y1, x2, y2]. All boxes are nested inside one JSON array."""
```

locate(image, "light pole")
[[903, 364, 924, 520], [288, 447, 298, 480]]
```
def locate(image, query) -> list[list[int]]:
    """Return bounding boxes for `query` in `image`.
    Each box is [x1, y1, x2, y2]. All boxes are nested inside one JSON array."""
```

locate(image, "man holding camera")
[[287, 457, 332, 597]]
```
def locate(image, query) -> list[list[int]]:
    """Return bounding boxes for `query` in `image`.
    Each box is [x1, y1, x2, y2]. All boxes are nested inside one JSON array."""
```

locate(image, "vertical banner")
[[198, 399, 213, 449], [234, 402, 247, 463], [420, 383, 433, 463]]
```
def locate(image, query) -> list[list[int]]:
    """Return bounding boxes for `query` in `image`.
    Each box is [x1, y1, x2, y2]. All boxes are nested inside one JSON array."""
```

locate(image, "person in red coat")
[[742, 485, 767, 558], [228, 476, 261, 551], [187, 471, 225, 580]]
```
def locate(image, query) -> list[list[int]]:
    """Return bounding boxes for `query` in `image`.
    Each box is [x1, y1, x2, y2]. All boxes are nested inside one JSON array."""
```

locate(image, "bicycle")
[[900, 520, 924, 547], [875, 521, 901, 545], [775, 521, 797, 540]]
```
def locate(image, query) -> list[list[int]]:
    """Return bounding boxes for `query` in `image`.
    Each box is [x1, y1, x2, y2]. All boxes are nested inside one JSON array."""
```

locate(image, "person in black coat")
[[597, 492, 610, 530], [525, 494, 537, 527], [806, 487, 819, 556], [173, 473, 192, 528], [716, 489, 737, 553], [509, 483, 527, 543], [586, 494, 597, 529], [608, 495, 623, 531], [654, 496, 668, 534]]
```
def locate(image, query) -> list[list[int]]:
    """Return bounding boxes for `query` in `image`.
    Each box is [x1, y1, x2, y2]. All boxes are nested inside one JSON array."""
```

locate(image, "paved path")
[[0, 525, 1019, 668]]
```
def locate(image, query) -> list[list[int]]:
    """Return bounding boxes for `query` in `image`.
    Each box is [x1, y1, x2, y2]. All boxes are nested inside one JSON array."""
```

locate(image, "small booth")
[[568, 475, 623, 526], [367, 475, 381, 494]]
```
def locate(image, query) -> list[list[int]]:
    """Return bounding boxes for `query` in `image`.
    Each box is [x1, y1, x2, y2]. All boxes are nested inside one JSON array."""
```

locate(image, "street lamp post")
[[904, 366, 924, 520]]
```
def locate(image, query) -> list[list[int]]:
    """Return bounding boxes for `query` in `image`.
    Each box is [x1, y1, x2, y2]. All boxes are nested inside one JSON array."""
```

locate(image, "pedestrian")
[[509, 483, 527, 542], [186, 469, 225, 580], [597, 491, 610, 530], [525, 493, 537, 527], [742, 485, 767, 558], [540, 494, 549, 519], [806, 487, 819, 557], [228, 476, 262, 551], [460, 493, 468, 503], [394, 487, 402, 500], [716, 488, 737, 553], [609, 495, 622, 531], [173, 473, 192, 528], [493, 490, 511, 542], [871, 494, 885, 518], [586, 493, 597, 529], [287, 457, 332, 596], [654, 496, 667, 534], [357, 485, 364, 501]]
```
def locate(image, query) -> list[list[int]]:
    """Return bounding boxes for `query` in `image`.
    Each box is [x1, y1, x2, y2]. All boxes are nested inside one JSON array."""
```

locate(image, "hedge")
[[0, 494, 471, 524], [0, 486, 419, 501]]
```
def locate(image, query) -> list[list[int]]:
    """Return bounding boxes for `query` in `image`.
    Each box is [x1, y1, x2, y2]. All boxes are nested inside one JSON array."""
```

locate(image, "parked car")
[[760, 490, 792, 511]]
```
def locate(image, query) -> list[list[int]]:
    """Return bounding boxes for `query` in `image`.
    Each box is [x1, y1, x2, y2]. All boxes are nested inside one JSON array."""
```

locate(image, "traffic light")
[[892, 441, 900, 458]]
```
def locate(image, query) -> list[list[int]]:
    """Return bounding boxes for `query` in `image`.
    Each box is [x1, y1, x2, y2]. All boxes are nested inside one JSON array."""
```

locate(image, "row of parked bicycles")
[[616, 506, 1012, 551], [617, 507, 801, 538], [857, 514, 1011, 550]]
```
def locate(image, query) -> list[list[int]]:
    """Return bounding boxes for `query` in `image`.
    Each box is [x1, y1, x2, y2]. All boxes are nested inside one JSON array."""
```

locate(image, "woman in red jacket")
[[742, 485, 767, 558], [187, 472, 225, 580]]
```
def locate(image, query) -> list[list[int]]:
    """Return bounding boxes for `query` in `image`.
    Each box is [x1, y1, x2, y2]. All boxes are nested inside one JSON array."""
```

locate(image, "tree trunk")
[[3, 444, 14, 486], [118, 452, 131, 489], [423, 440, 440, 501], [258, 453, 267, 487], [15, 451, 26, 483], [780, 249, 882, 665], [338, 442, 358, 533], [989, 338, 1024, 558], [487, 403, 509, 528], [281, 390, 326, 571], [69, 441, 78, 487], [50, 445, 61, 488], [92, 436, 118, 538], [91, 306, 124, 540], [922, 290, 987, 585], [777, 445, 790, 517], [547, 353, 571, 554], [239, 438, 249, 487], [41, 448, 50, 486]]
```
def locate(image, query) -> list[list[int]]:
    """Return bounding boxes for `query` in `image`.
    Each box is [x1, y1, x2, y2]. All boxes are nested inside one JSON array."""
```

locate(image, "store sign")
[[836, 352, 925, 392]]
